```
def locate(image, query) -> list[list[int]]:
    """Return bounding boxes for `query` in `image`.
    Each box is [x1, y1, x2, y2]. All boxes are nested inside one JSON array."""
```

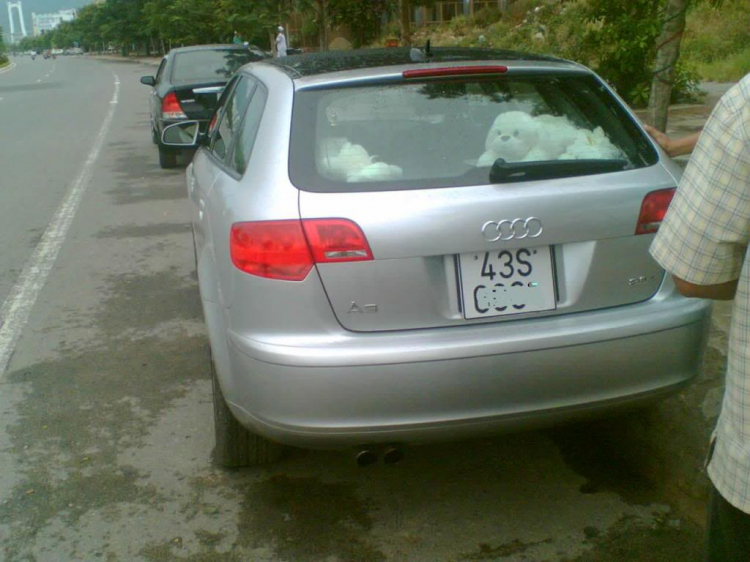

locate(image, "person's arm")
[[643, 124, 701, 157], [672, 276, 738, 300], [649, 92, 750, 303]]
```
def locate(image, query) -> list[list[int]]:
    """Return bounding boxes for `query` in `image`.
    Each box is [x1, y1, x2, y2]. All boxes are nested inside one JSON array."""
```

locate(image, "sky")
[[3, 0, 93, 41]]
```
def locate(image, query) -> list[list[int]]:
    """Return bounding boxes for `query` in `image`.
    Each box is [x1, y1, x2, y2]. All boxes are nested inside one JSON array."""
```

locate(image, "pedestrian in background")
[[233, 31, 243, 45], [647, 74, 750, 562], [275, 26, 287, 58]]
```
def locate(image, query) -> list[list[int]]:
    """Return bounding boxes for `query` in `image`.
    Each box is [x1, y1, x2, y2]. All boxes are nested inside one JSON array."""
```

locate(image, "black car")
[[140, 44, 264, 168]]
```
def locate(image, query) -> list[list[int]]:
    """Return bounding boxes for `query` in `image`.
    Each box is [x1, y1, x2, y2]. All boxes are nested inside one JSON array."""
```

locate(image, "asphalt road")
[[0, 55, 709, 561]]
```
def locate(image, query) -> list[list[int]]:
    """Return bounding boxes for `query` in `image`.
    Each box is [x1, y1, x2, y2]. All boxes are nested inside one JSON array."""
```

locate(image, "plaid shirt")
[[651, 74, 750, 513]]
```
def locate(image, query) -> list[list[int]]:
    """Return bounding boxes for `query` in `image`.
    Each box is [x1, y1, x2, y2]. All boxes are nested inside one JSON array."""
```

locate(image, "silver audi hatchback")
[[171, 48, 711, 467]]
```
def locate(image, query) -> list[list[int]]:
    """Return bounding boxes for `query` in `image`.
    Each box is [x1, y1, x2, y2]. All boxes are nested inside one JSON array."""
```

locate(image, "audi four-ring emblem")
[[481, 218, 544, 241]]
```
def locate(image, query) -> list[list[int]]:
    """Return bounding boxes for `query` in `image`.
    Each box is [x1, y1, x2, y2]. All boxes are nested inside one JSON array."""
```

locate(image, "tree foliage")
[[6, 0, 738, 111], [578, 0, 665, 105], [329, 0, 392, 47], [0, 26, 7, 65]]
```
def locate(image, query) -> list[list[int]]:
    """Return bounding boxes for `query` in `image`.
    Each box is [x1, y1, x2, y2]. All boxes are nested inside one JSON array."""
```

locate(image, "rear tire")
[[210, 356, 282, 468], [158, 145, 178, 169]]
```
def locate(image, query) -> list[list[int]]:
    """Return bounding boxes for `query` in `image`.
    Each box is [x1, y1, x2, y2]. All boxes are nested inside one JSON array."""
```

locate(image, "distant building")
[[7, 1, 28, 43], [31, 8, 76, 36]]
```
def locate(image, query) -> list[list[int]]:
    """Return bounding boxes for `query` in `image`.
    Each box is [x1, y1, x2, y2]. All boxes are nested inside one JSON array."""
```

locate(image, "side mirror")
[[162, 121, 202, 147], [140, 75, 156, 87]]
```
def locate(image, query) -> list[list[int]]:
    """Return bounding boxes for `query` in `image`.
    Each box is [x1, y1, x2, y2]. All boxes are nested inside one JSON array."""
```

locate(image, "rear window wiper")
[[489, 158, 630, 183]]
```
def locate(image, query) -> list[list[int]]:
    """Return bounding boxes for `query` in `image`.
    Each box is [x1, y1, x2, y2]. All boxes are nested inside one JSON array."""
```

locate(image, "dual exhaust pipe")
[[356, 445, 404, 467]]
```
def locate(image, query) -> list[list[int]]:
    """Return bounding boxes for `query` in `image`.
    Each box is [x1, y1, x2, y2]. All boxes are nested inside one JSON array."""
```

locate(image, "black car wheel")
[[210, 354, 283, 468]]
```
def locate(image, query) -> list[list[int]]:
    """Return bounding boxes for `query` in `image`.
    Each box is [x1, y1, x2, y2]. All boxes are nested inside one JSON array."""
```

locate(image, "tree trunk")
[[316, 0, 329, 51], [399, 0, 412, 47], [647, 0, 690, 131]]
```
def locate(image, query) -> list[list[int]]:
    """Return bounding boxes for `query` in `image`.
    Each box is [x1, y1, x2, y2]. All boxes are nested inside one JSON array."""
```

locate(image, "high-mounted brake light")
[[162, 92, 187, 119], [635, 188, 676, 235], [230, 219, 373, 281], [402, 66, 508, 79]]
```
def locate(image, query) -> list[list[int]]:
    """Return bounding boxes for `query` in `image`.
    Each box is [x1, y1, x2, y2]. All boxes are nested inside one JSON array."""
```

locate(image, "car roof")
[[168, 44, 252, 55], [261, 47, 575, 79]]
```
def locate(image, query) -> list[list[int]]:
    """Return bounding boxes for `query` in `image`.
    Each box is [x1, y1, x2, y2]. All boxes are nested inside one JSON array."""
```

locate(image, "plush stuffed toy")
[[478, 111, 622, 166], [559, 126, 623, 160], [347, 161, 404, 183], [477, 111, 541, 166], [533, 114, 580, 159], [318, 139, 372, 180], [317, 138, 403, 182]]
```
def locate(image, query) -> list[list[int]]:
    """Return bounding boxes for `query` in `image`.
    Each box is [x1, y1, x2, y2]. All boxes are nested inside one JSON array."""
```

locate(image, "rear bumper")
[[223, 295, 711, 448]]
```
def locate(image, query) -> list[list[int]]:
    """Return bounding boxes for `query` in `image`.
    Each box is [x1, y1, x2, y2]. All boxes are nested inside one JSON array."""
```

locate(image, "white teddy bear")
[[317, 138, 403, 182], [478, 111, 621, 166], [558, 126, 623, 160], [534, 114, 580, 159], [477, 111, 542, 166]]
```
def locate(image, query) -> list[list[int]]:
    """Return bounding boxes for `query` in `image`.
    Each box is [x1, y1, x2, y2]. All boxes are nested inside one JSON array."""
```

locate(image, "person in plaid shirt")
[[647, 75, 750, 561]]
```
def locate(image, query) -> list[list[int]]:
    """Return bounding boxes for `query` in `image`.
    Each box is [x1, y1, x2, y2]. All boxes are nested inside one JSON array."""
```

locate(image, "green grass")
[[692, 46, 750, 83]]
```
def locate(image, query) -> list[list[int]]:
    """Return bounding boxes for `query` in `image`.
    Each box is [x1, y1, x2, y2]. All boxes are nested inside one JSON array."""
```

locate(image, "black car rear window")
[[289, 74, 658, 192], [171, 49, 257, 83]]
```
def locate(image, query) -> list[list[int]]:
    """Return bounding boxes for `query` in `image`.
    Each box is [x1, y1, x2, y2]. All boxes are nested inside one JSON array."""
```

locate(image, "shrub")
[[693, 45, 750, 83], [470, 7, 503, 27], [681, 2, 750, 64], [0, 25, 7, 65], [681, 1, 750, 81], [670, 62, 703, 104], [410, 0, 706, 107]]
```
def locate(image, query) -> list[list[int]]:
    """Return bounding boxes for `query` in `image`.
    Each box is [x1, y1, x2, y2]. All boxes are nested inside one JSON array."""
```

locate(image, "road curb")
[[89, 55, 160, 67], [0, 62, 17, 75]]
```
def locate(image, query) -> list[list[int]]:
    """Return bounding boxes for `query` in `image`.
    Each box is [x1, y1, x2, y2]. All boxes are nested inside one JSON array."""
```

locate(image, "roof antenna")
[[410, 39, 434, 62]]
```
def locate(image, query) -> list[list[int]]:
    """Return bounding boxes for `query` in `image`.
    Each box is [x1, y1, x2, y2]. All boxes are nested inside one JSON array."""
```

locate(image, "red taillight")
[[302, 219, 373, 263], [402, 66, 508, 79], [230, 219, 373, 281], [230, 221, 313, 281], [635, 188, 676, 235], [162, 92, 187, 119]]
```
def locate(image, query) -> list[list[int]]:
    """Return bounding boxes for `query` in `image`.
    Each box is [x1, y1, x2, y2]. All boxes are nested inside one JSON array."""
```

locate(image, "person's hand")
[[642, 124, 700, 157], [643, 124, 673, 155]]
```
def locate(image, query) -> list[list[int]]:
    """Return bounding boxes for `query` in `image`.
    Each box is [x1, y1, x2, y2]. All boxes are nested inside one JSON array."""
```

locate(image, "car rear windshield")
[[289, 73, 658, 192], [171, 49, 256, 83]]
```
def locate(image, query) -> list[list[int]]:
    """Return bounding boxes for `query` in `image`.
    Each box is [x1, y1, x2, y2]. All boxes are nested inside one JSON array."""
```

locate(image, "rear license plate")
[[459, 247, 556, 319]]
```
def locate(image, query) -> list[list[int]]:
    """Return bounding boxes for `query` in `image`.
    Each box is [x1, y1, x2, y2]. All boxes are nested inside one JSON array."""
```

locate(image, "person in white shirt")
[[649, 75, 750, 562], [275, 26, 287, 58]]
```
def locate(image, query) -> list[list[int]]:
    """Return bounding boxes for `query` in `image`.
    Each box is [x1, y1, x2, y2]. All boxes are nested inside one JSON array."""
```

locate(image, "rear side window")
[[155, 59, 166, 83], [171, 49, 257, 83], [290, 74, 658, 192], [232, 85, 268, 175], [210, 77, 255, 162]]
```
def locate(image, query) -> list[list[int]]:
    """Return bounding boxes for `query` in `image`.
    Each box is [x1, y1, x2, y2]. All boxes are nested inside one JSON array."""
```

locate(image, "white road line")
[[36, 79, 41, 83], [0, 62, 17, 75], [0, 72, 121, 376]]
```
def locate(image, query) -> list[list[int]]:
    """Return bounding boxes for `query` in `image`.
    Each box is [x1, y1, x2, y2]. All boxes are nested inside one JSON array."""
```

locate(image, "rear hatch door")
[[173, 81, 226, 119], [292, 68, 668, 332], [170, 48, 257, 119]]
